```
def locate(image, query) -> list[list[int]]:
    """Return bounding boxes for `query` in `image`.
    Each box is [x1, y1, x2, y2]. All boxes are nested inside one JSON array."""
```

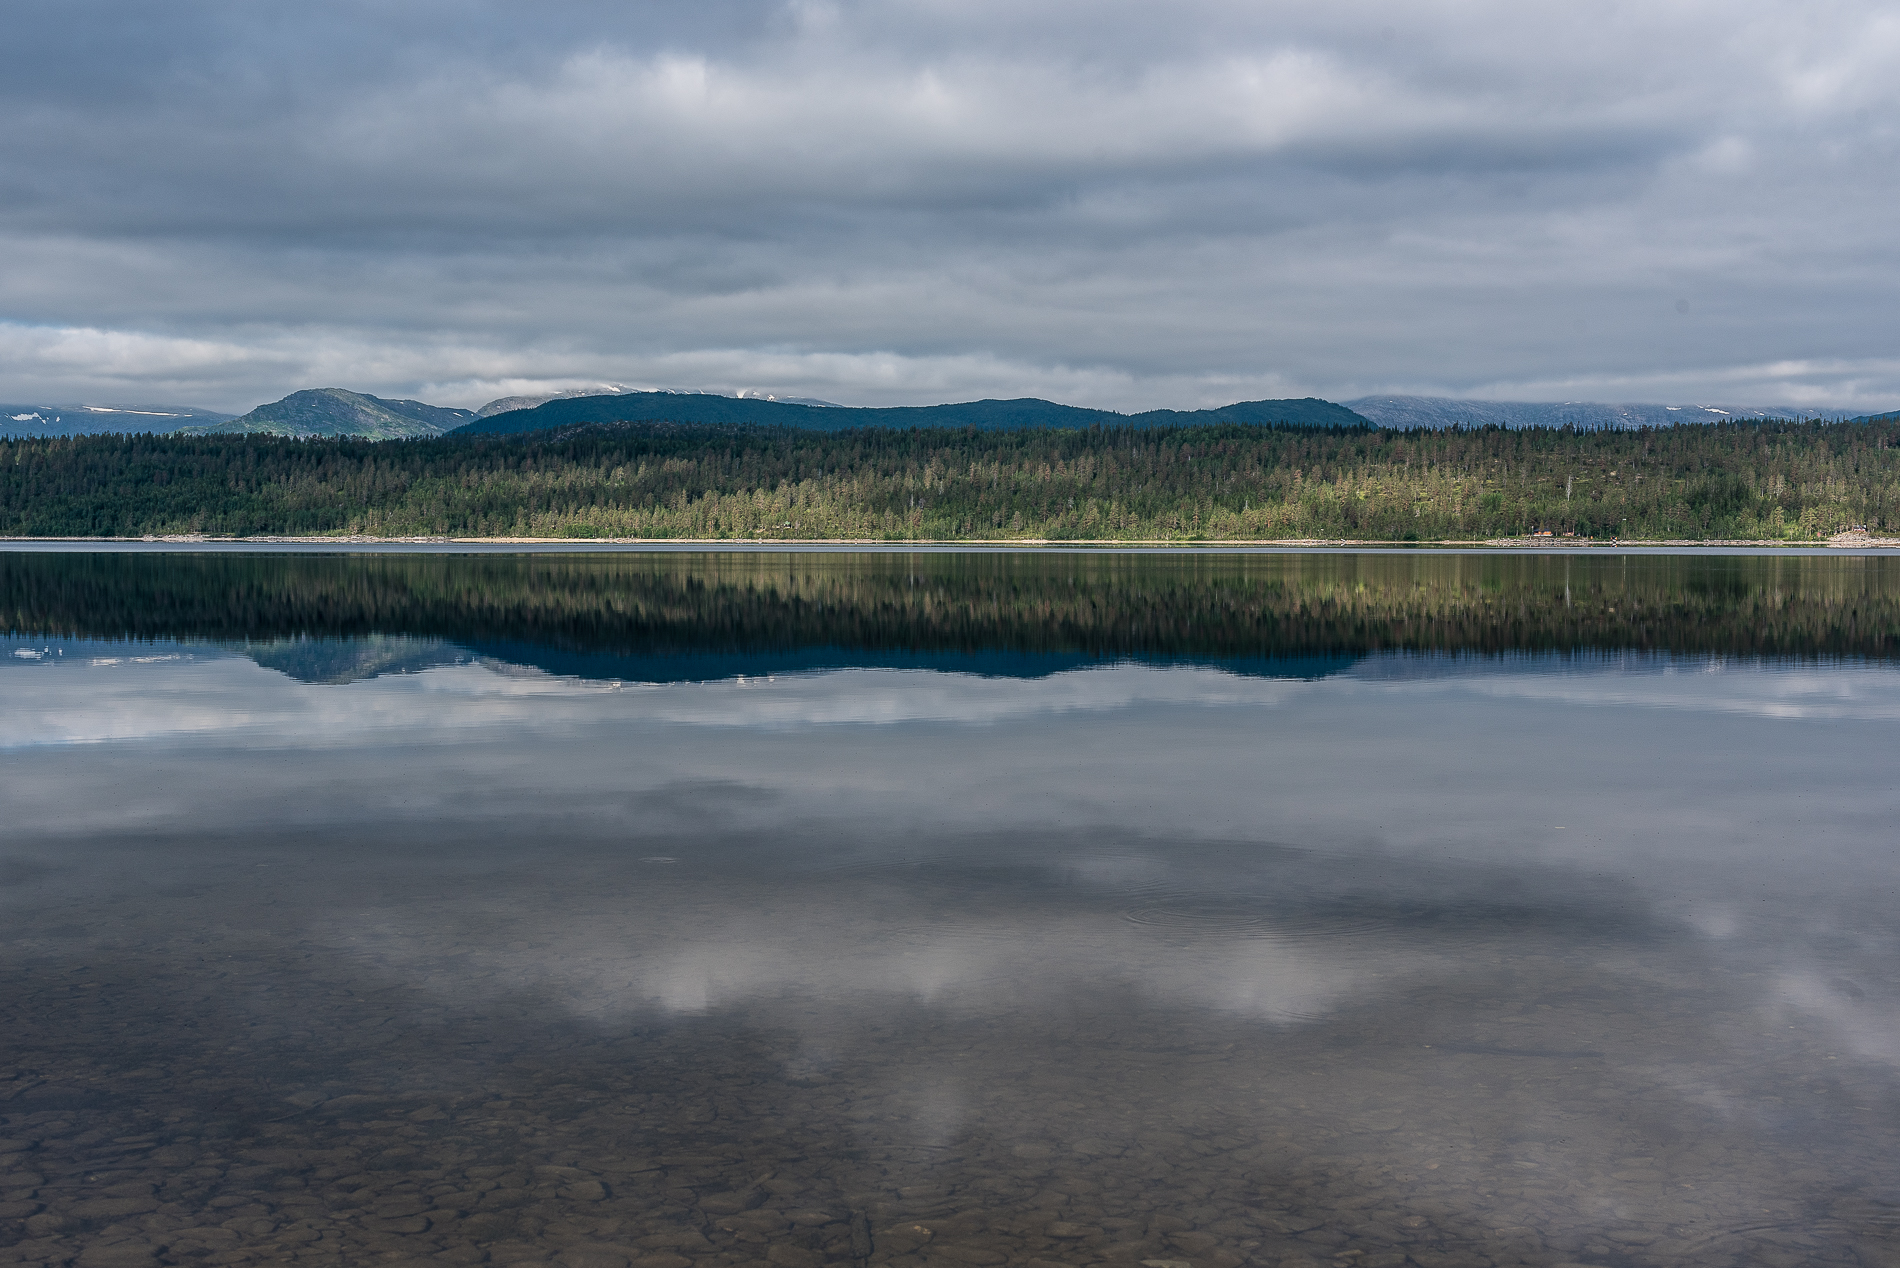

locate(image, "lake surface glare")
[[3, 550, 1899, 1268]]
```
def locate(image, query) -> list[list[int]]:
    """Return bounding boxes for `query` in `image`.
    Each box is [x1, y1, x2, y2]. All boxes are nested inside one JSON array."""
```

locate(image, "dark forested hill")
[[1, 417, 1896, 541], [453, 392, 1368, 436]]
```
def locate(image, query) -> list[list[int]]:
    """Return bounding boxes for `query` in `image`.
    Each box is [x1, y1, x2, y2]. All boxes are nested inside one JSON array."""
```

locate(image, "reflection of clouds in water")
[[627, 667, 1311, 729], [1682, 905, 1742, 939], [1062, 854, 1177, 890], [882, 1078, 968, 1152], [340, 904, 1371, 1028], [9, 648, 1900, 756], [8, 653, 1900, 932], [1774, 971, 1900, 1065], [0, 655, 613, 750], [0, 657, 1312, 750], [7, 640, 1900, 1152], [1369, 657, 1900, 721], [294, 824, 1488, 1033]]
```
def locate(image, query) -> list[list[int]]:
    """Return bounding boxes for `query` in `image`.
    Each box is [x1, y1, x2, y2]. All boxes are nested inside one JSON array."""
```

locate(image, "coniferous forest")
[[2, 417, 1898, 541]]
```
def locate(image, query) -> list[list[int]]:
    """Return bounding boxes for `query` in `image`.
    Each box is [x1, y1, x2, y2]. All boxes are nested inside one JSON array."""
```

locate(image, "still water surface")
[[3, 551, 1899, 1268]]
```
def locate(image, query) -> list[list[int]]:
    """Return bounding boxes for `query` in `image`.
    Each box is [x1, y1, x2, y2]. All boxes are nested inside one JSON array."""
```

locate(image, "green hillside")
[[453, 392, 1368, 436], [2, 416, 1897, 540], [181, 388, 474, 439]]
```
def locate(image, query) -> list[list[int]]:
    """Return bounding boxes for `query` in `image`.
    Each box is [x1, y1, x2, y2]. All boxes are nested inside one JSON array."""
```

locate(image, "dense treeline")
[[9, 551, 1900, 662], [2, 417, 1899, 540]]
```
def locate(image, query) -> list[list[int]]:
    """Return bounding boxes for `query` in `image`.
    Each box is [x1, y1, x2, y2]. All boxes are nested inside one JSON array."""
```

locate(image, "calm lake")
[[3, 549, 1899, 1268]]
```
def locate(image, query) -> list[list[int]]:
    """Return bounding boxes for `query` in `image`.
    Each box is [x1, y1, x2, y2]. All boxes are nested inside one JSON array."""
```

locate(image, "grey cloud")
[[2, 1, 1897, 411]]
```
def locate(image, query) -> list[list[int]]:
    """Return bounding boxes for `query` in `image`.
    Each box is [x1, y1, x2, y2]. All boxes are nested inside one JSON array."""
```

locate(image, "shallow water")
[[3, 551, 1899, 1268]]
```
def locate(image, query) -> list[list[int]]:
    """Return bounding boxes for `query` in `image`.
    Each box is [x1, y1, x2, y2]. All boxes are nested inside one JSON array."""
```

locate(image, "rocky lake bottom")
[[5, 843, 1898, 1268]]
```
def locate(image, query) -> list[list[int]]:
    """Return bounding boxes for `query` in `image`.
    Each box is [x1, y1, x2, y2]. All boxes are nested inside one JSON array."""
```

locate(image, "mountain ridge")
[[453, 392, 1372, 436], [2, 404, 235, 438], [1344, 395, 1854, 430], [181, 389, 475, 439], [13, 387, 1895, 442]]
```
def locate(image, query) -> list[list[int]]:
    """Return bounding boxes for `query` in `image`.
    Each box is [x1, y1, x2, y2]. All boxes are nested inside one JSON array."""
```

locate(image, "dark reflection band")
[[4, 551, 1899, 666]]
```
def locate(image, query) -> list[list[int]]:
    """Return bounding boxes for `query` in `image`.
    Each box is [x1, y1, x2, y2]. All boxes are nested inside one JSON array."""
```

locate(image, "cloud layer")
[[3, 1, 1898, 411]]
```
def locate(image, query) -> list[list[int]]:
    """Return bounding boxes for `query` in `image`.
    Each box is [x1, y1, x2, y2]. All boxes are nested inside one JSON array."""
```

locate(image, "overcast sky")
[[2, 0, 1896, 413]]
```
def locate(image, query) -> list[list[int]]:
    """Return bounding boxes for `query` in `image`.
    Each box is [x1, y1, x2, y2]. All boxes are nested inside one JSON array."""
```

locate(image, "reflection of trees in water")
[[4, 551, 1899, 659]]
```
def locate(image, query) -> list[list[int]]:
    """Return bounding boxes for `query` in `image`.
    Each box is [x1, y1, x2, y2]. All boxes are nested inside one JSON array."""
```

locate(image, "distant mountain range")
[[1, 403, 234, 438], [1344, 396, 1832, 430], [474, 385, 643, 418], [178, 388, 475, 439], [454, 391, 1369, 436], [471, 385, 843, 418], [7, 387, 1894, 442]]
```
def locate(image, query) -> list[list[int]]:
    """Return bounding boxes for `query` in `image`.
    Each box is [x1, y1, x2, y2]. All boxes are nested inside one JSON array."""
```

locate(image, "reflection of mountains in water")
[[238, 635, 1358, 685], [8, 550, 1900, 670], [243, 635, 476, 684]]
